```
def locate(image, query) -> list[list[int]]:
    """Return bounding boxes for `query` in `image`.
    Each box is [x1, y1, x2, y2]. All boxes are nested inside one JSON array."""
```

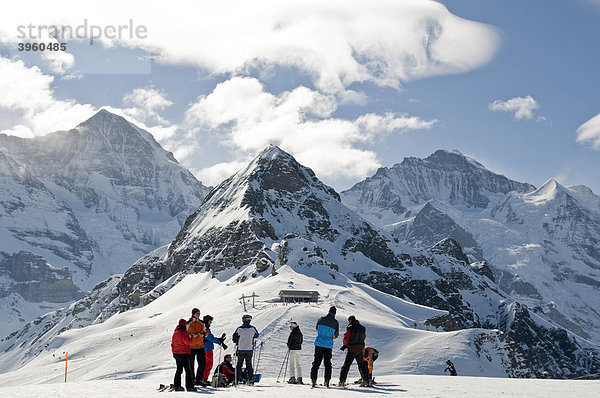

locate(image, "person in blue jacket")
[[202, 315, 227, 385], [232, 314, 259, 385], [310, 306, 339, 387]]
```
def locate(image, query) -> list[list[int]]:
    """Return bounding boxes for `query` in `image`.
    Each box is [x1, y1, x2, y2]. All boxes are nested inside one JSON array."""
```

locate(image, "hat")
[[192, 308, 200, 316], [178, 318, 187, 327], [242, 314, 252, 323], [329, 306, 336, 314], [203, 315, 213, 324], [290, 321, 298, 328], [348, 315, 357, 323]]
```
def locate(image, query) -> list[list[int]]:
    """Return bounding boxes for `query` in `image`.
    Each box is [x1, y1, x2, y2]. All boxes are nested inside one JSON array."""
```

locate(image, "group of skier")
[[308, 306, 377, 388], [169, 308, 238, 392], [170, 305, 383, 391]]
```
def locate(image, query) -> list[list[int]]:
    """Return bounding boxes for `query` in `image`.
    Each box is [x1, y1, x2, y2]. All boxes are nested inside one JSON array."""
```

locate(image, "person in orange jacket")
[[171, 318, 196, 392], [187, 308, 208, 386], [354, 347, 379, 384]]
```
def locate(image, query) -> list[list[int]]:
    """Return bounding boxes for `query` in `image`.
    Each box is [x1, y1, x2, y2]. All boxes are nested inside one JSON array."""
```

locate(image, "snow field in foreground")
[[0, 375, 597, 398]]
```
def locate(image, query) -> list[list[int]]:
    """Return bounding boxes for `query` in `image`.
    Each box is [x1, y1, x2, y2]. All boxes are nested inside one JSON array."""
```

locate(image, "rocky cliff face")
[[0, 110, 209, 336], [343, 150, 600, 377], [4, 146, 596, 378], [341, 150, 534, 228]]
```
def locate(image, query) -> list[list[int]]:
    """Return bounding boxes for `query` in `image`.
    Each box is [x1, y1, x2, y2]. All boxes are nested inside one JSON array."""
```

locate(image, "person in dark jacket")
[[310, 306, 339, 388], [171, 318, 196, 392], [444, 359, 457, 376], [338, 315, 370, 387], [202, 315, 228, 385], [286, 321, 304, 384]]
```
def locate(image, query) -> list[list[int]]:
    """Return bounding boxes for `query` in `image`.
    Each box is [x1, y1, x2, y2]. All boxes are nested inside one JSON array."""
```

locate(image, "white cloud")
[[576, 112, 600, 150], [0, 57, 95, 137], [0, 0, 500, 92], [195, 161, 250, 188], [489, 95, 544, 121], [184, 77, 435, 184], [122, 86, 174, 126]]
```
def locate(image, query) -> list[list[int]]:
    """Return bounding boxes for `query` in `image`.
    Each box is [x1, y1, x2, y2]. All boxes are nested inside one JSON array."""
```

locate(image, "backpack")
[[211, 373, 228, 387]]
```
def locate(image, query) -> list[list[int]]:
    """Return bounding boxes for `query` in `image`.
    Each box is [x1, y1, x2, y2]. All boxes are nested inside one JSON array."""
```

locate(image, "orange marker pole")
[[115, 370, 117, 380], [64, 352, 68, 383]]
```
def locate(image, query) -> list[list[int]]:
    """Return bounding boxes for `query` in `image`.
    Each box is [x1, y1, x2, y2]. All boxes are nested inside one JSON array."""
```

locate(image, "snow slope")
[[0, 263, 522, 389]]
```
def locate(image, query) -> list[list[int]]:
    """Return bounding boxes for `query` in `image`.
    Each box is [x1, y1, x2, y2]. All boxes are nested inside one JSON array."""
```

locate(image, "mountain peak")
[[256, 144, 290, 160], [424, 149, 486, 170], [77, 109, 133, 132], [527, 178, 568, 201]]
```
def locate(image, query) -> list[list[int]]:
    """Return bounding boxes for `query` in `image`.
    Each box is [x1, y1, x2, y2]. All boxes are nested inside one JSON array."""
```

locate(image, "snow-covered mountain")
[[0, 254, 526, 383], [0, 110, 209, 336], [342, 150, 535, 229], [342, 150, 600, 357], [2, 146, 597, 378]]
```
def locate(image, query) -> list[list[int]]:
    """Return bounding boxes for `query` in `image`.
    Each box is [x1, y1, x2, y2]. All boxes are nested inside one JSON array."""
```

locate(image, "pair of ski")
[[311, 383, 376, 389], [158, 384, 173, 392], [157, 384, 205, 392]]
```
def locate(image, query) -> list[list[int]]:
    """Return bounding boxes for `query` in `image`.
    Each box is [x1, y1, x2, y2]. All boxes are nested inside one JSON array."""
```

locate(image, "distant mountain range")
[[1, 129, 598, 378], [342, 150, 600, 347], [0, 110, 209, 336]]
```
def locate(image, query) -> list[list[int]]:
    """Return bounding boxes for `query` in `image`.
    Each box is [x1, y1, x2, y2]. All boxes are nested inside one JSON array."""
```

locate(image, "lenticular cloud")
[[0, 0, 500, 92]]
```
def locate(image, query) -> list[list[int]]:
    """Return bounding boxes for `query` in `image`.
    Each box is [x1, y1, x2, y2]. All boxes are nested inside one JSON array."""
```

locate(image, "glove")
[[222, 342, 228, 350], [221, 333, 226, 340], [340, 345, 347, 351]]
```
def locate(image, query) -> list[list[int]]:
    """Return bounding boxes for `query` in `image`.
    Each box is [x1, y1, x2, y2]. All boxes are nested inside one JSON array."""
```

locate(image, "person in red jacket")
[[171, 318, 196, 392], [338, 315, 370, 387]]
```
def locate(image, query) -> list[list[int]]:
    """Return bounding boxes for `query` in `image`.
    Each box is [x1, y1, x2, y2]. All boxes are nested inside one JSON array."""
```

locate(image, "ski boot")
[[296, 377, 304, 385], [287, 377, 297, 384]]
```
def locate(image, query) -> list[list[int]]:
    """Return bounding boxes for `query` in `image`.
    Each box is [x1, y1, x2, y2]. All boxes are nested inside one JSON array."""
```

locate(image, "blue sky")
[[0, 0, 599, 193]]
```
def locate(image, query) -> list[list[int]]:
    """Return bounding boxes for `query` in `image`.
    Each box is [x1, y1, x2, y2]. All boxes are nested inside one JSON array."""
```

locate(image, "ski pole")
[[234, 346, 238, 388], [282, 349, 289, 383], [276, 349, 290, 383]]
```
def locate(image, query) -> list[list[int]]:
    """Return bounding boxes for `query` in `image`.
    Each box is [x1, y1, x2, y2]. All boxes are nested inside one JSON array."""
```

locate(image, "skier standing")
[[232, 314, 259, 385], [286, 321, 304, 384], [338, 315, 370, 387], [202, 315, 228, 385], [310, 306, 339, 388], [187, 308, 207, 386], [171, 318, 196, 392]]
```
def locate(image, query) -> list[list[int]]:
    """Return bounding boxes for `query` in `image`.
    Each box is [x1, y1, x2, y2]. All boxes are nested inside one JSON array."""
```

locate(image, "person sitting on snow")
[[212, 354, 235, 386]]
